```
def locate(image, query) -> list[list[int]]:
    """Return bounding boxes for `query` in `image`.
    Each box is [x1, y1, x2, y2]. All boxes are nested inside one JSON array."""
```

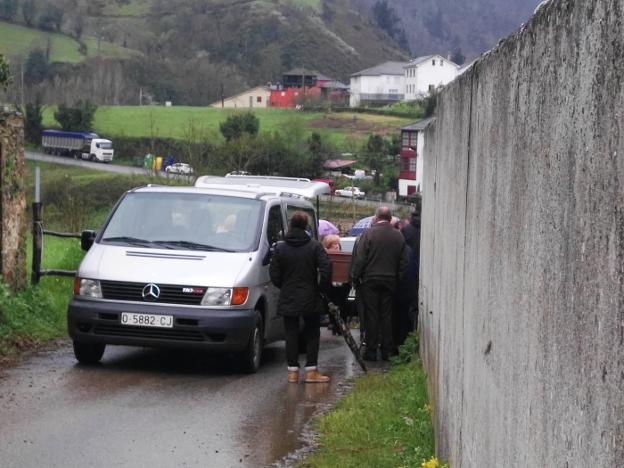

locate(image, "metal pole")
[[32, 202, 42, 285], [32, 167, 42, 284]]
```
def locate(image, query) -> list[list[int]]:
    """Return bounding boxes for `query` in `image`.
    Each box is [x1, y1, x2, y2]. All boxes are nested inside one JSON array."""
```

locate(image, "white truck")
[[42, 130, 114, 162]]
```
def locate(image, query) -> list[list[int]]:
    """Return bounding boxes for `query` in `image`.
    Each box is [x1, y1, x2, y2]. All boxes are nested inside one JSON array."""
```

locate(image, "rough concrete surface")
[[419, 0, 623, 466]]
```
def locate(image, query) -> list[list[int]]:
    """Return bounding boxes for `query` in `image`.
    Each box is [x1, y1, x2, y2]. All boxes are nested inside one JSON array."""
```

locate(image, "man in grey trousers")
[[351, 206, 408, 361]]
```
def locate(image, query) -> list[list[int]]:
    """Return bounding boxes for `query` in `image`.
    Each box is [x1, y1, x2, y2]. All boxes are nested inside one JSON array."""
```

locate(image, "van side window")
[[286, 205, 318, 239], [266, 205, 283, 245]]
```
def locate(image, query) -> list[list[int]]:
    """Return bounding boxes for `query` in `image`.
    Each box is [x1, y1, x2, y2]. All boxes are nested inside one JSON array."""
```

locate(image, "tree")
[[372, 0, 408, 50], [451, 47, 466, 66], [22, 0, 36, 26], [38, 3, 63, 32], [219, 112, 259, 142], [364, 134, 385, 186], [24, 97, 43, 144], [0, 53, 10, 90], [24, 48, 48, 85], [0, 0, 18, 21], [54, 100, 97, 131]]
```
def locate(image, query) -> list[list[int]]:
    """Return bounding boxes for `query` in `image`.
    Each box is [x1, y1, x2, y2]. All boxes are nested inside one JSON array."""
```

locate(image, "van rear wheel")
[[239, 312, 263, 373], [73, 341, 105, 364]]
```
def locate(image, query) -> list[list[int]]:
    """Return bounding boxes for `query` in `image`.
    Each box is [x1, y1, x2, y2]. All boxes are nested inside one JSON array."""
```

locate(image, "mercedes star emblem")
[[142, 283, 161, 302]]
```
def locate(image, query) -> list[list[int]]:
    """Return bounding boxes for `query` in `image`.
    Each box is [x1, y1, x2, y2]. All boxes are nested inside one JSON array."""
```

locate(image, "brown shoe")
[[287, 367, 299, 383], [304, 367, 330, 383]]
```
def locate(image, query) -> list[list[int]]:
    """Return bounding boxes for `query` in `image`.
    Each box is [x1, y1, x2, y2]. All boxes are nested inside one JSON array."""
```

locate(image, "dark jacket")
[[269, 227, 331, 317], [350, 221, 408, 288], [401, 213, 421, 280]]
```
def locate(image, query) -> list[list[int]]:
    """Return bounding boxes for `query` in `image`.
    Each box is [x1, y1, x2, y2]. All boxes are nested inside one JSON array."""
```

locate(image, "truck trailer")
[[42, 130, 114, 162]]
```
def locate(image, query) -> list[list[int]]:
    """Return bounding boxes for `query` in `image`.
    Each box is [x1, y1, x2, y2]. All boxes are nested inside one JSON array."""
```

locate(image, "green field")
[[42, 106, 414, 148], [0, 21, 84, 63], [0, 21, 137, 63]]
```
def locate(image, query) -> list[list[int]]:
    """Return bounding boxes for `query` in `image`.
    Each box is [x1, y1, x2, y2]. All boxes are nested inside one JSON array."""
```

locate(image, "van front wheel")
[[239, 312, 263, 373], [73, 341, 105, 364]]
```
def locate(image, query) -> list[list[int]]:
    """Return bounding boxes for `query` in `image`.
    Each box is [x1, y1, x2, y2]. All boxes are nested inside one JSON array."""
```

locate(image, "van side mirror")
[[81, 230, 97, 251]]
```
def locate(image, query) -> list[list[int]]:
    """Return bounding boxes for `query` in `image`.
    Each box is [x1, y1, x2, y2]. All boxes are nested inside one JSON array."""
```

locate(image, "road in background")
[[26, 151, 147, 176]]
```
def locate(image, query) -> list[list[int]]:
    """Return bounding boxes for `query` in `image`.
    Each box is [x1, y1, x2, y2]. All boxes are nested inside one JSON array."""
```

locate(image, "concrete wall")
[[0, 110, 27, 291], [419, 0, 623, 466]]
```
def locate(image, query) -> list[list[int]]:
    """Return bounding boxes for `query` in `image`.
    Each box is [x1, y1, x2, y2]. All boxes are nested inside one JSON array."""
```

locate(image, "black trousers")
[[359, 280, 395, 354], [284, 314, 320, 368]]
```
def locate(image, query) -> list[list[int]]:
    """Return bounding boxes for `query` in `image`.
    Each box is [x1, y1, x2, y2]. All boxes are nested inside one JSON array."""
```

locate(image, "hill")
[[0, 0, 407, 105], [0, 0, 543, 105], [351, 0, 542, 61]]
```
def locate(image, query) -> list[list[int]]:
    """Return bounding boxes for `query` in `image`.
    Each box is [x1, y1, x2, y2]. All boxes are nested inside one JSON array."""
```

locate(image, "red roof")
[[323, 159, 357, 170]]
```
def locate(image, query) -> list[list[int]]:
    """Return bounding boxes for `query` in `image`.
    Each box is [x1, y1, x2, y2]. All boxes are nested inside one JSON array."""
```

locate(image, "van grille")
[[100, 280, 204, 305], [94, 324, 205, 342]]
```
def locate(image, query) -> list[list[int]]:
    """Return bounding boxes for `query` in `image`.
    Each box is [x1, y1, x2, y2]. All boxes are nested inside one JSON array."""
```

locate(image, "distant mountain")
[[0, 0, 542, 105], [350, 0, 542, 61]]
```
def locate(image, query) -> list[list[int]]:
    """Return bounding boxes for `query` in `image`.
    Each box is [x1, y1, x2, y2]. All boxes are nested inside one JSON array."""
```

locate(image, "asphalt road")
[[0, 331, 364, 468], [25, 151, 148, 176]]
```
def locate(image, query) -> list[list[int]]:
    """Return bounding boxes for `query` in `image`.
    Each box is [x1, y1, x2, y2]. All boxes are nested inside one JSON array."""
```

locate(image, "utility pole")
[[221, 83, 224, 108], [139, 87, 143, 106]]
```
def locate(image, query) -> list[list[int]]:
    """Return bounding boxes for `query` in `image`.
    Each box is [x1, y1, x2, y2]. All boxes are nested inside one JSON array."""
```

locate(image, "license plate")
[[121, 312, 174, 328]]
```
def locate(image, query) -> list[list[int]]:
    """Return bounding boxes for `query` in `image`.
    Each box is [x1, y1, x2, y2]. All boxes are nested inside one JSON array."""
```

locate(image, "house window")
[[402, 131, 414, 148], [441, 60, 444, 66], [432, 59, 436, 66], [257, 96, 262, 103], [401, 156, 417, 173]]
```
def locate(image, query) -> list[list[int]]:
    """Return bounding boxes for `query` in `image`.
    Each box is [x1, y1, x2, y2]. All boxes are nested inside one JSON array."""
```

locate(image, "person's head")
[[223, 214, 237, 231], [322, 234, 341, 251], [374, 206, 392, 223], [289, 211, 309, 231]]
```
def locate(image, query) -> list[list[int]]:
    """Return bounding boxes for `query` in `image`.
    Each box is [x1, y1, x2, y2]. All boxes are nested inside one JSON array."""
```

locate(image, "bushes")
[[54, 100, 98, 132]]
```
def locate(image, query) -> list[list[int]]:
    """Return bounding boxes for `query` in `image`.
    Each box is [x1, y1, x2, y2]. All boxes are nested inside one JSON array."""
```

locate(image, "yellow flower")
[[421, 456, 440, 468]]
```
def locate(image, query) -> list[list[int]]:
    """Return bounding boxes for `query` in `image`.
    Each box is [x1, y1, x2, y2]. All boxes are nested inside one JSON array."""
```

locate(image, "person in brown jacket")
[[351, 206, 408, 361]]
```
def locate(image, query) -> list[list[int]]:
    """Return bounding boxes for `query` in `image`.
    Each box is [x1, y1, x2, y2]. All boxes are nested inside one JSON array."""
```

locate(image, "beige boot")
[[287, 366, 299, 383], [304, 366, 330, 383]]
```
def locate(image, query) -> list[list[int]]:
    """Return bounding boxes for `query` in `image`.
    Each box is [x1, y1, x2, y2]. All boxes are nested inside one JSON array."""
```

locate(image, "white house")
[[210, 86, 270, 108], [349, 61, 408, 107], [404, 55, 460, 100]]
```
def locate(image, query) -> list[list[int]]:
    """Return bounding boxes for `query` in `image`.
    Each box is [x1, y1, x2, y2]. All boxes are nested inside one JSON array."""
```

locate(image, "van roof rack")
[[194, 176, 331, 199]]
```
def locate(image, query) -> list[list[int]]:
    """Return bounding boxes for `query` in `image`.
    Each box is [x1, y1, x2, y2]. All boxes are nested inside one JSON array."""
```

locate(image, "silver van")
[[68, 176, 330, 372]]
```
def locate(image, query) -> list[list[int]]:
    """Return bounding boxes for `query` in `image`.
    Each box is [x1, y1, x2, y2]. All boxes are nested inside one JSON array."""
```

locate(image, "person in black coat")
[[269, 211, 331, 383], [401, 205, 421, 333], [351, 207, 408, 361]]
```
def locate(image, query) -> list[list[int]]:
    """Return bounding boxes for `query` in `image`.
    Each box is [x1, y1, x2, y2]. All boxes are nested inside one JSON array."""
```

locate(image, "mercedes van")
[[68, 176, 330, 373]]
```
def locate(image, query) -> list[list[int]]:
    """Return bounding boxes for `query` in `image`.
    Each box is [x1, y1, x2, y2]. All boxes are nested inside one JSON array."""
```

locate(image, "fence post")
[[31, 202, 42, 285]]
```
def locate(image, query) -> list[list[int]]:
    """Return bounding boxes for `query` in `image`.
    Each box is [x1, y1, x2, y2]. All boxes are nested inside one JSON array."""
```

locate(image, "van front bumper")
[[68, 298, 256, 352]]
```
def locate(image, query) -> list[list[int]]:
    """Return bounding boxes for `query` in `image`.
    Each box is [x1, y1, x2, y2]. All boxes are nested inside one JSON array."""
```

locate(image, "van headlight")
[[201, 287, 249, 306], [201, 288, 232, 306], [74, 278, 102, 298]]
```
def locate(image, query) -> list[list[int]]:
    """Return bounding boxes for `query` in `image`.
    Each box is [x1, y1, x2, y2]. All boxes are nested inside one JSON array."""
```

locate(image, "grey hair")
[[375, 206, 392, 221]]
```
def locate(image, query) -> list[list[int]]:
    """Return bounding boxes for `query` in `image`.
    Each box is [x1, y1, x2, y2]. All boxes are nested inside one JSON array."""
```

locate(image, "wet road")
[[0, 331, 362, 467]]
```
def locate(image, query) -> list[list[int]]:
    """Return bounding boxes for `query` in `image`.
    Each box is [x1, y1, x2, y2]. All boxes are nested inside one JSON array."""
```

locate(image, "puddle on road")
[[240, 333, 363, 467]]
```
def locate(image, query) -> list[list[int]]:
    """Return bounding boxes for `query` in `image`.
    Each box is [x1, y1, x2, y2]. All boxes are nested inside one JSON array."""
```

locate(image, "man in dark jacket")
[[351, 206, 408, 361], [269, 211, 331, 383], [401, 202, 421, 332]]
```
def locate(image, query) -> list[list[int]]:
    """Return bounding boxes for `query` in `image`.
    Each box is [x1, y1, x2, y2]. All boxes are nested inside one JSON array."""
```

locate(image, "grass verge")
[[0, 236, 82, 359], [302, 335, 441, 468]]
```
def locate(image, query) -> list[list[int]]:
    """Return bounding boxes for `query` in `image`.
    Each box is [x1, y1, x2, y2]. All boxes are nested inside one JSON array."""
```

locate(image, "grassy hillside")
[[42, 106, 415, 147], [0, 21, 137, 63], [0, 21, 84, 63]]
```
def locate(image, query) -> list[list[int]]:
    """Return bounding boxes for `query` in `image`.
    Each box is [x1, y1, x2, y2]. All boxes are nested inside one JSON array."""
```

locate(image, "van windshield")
[[101, 192, 263, 252]]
